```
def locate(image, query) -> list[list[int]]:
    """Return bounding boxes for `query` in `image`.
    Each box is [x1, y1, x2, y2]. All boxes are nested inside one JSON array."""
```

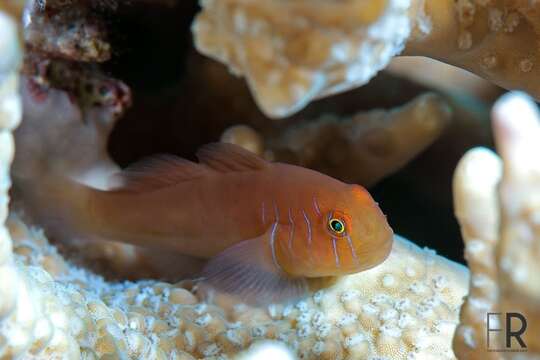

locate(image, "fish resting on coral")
[[17, 138, 393, 305]]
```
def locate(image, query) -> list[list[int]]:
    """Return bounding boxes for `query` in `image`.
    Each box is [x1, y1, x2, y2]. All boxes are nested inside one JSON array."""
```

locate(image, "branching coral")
[[193, 0, 540, 118], [267, 92, 451, 187], [0, 9, 62, 359], [222, 92, 452, 187], [193, 0, 414, 118], [387, 57, 502, 102], [452, 92, 540, 357], [221, 125, 265, 158], [406, 1, 540, 104]]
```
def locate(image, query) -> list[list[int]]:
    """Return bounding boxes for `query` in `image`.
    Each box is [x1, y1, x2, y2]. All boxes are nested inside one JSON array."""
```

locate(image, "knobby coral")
[[194, 0, 540, 118], [264, 92, 451, 187], [221, 92, 452, 187], [406, 1, 540, 104], [452, 92, 540, 357], [193, 0, 414, 118], [4, 213, 470, 359]]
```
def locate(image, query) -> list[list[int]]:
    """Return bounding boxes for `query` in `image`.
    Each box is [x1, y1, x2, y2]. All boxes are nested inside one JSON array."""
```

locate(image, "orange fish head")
[[290, 184, 393, 278], [346, 185, 394, 272]]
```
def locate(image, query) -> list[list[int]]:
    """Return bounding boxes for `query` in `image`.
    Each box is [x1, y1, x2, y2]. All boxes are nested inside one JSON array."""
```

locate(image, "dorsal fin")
[[196, 142, 268, 172], [113, 154, 208, 192]]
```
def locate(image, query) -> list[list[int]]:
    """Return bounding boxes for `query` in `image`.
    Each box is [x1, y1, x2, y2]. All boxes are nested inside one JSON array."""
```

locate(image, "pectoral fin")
[[201, 225, 307, 305]]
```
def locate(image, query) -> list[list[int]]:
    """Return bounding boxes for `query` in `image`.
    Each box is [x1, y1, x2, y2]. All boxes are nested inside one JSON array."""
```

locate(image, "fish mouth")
[[360, 228, 394, 272], [378, 233, 394, 263]]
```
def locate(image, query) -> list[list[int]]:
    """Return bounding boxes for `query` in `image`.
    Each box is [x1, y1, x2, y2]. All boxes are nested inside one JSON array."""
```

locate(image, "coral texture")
[[263, 92, 451, 187], [406, 1, 540, 103], [221, 92, 452, 187], [193, 0, 413, 118], [23, 0, 111, 62], [0, 8, 44, 359], [452, 92, 540, 357], [5, 212, 469, 359], [194, 0, 540, 118]]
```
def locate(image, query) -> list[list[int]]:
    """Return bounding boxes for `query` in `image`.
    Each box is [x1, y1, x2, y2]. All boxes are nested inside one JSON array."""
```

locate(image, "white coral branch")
[[453, 92, 540, 357]]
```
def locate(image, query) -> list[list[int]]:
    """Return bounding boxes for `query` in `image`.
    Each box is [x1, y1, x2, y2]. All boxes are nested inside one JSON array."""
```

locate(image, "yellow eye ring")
[[328, 218, 345, 234]]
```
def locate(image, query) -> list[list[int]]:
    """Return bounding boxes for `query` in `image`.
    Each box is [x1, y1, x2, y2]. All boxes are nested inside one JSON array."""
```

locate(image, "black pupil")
[[331, 220, 343, 232]]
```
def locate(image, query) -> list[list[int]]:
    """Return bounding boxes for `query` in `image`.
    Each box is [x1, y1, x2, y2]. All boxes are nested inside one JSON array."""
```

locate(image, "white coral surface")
[[453, 92, 540, 357], [4, 218, 469, 359]]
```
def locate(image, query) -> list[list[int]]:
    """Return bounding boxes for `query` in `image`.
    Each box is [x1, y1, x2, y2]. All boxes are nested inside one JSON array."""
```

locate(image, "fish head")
[[291, 184, 393, 277], [344, 184, 393, 271]]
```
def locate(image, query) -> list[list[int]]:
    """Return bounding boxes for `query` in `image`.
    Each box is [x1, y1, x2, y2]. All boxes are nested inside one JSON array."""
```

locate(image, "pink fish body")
[[25, 143, 393, 303]]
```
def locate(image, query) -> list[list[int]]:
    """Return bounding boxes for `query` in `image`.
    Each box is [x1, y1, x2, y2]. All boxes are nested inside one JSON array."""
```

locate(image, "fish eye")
[[328, 218, 345, 234]]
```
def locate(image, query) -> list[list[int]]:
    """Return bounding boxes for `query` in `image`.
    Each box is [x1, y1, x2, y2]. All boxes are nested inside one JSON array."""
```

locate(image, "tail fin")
[[14, 175, 93, 243]]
